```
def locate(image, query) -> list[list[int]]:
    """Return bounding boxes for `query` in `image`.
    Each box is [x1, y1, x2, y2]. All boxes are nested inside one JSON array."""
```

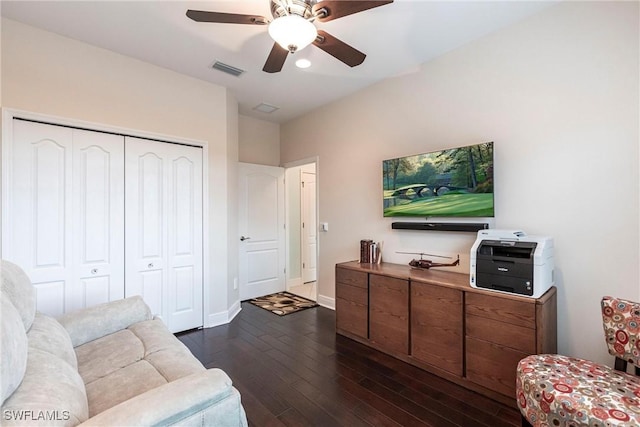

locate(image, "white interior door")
[[301, 169, 317, 283], [238, 163, 285, 300], [125, 137, 203, 332], [9, 120, 74, 317], [71, 129, 125, 311], [7, 120, 125, 316]]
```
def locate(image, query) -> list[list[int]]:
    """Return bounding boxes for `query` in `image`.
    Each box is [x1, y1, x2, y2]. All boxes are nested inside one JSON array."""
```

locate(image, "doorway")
[[285, 160, 318, 301]]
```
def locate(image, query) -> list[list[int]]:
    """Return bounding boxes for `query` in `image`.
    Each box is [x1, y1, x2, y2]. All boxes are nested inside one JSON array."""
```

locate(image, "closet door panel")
[[125, 137, 202, 332], [140, 270, 165, 317], [72, 130, 125, 311], [140, 153, 165, 260], [81, 276, 109, 307], [33, 140, 68, 268], [125, 140, 167, 319], [35, 282, 66, 317], [167, 148, 203, 332], [10, 120, 73, 317]]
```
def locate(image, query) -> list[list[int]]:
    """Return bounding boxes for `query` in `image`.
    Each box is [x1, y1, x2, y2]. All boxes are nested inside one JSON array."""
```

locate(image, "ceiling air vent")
[[211, 61, 245, 77], [253, 103, 280, 114]]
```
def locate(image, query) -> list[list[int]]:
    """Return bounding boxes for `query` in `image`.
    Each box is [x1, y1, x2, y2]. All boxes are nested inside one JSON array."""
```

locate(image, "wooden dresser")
[[335, 261, 557, 407]]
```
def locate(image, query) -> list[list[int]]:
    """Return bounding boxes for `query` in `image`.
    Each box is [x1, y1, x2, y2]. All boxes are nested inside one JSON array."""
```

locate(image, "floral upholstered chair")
[[516, 296, 640, 427], [601, 296, 640, 375]]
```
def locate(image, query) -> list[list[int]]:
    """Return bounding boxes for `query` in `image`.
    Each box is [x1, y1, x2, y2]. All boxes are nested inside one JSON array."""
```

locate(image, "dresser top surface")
[[336, 261, 556, 303]]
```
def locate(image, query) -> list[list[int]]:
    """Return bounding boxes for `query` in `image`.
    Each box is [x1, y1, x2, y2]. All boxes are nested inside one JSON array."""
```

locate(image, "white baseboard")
[[316, 294, 335, 310], [204, 300, 241, 328], [227, 300, 242, 322]]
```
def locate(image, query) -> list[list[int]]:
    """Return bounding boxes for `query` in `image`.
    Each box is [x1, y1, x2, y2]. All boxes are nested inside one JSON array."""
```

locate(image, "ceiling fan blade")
[[313, 30, 366, 67], [186, 10, 268, 25], [312, 0, 393, 23], [263, 43, 289, 73]]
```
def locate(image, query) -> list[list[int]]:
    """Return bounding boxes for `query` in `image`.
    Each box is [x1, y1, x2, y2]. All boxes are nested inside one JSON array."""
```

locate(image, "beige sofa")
[[1, 260, 248, 426]]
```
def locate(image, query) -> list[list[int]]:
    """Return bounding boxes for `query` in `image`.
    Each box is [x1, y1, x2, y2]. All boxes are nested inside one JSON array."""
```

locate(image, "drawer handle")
[[148, 263, 154, 269], [91, 268, 98, 275]]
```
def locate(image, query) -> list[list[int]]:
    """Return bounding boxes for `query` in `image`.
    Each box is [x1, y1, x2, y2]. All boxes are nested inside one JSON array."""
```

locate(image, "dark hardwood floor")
[[177, 302, 521, 427]]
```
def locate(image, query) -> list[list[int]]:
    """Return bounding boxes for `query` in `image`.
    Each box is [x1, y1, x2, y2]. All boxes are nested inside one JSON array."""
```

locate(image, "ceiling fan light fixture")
[[268, 15, 317, 53], [295, 58, 312, 69]]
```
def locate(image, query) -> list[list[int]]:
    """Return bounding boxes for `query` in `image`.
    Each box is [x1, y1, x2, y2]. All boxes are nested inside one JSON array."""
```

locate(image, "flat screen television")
[[383, 141, 494, 217]]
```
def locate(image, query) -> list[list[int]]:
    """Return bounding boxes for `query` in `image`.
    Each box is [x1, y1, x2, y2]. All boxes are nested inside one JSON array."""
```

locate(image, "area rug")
[[249, 292, 318, 316]]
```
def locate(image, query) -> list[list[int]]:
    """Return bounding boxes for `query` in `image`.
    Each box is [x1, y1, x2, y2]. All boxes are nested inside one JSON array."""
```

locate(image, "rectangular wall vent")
[[211, 61, 245, 77]]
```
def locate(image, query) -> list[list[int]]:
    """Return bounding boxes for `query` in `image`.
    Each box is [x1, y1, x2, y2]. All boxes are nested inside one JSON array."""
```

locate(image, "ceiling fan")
[[186, 0, 393, 73]]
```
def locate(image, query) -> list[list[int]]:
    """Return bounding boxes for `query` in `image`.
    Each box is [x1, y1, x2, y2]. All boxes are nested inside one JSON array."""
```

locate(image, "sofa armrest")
[[77, 369, 246, 427], [57, 296, 152, 347]]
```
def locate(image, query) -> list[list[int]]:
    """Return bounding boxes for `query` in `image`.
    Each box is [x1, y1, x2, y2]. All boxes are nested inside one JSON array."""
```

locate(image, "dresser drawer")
[[466, 292, 535, 328], [466, 313, 535, 354], [336, 283, 367, 305], [336, 267, 368, 289], [466, 336, 529, 397], [336, 297, 368, 339], [369, 274, 408, 355], [412, 283, 463, 376]]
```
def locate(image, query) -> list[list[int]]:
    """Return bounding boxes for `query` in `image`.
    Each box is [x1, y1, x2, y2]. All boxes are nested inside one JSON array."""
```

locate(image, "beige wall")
[[238, 114, 280, 166], [1, 18, 239, 323], [281, 2, 640, 364]]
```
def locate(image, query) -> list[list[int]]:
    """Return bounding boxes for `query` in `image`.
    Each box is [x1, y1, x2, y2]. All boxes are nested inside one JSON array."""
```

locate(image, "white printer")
[[470, 230, 554, 298]]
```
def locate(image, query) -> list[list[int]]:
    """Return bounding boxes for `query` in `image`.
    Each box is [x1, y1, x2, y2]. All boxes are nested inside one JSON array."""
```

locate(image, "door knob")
[[91, 268, 98, 275], [240, 236, 251, 241], [148, 263, 154, 268]]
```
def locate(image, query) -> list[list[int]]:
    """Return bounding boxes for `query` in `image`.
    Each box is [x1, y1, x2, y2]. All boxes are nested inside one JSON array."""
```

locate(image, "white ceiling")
[[1, 1, 555, 123]]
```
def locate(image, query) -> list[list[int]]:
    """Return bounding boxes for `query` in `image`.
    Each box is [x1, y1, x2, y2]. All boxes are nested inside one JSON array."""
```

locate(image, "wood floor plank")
[[177, 302, 520, 426], [351, 401, 403, 427]]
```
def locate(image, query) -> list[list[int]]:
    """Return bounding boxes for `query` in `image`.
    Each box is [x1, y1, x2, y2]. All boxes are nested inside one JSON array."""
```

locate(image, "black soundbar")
[[391, 222, 489, 232]]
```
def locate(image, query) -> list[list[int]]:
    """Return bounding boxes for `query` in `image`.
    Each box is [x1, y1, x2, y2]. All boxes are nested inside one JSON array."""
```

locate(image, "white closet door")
[[125, 137, 203, 332], [8, 120, 125, 316], [71, 129, 125, 311], [10, 120, 74, 317]]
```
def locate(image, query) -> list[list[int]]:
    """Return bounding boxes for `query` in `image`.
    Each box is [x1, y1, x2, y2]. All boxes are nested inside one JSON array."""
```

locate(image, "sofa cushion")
[[27, 313, 78, 370], [1, 348, 88, 426], [75, 329, 144, 384], [76, 318, 207, 417], [129, 319, 206, 381], [79, 369, 241, 426], [84, 360, 168, 417], [1, 260, 36, 331], [0, 297, 28, 405]]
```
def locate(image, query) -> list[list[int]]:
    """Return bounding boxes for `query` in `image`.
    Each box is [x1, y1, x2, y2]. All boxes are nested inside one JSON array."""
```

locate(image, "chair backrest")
[[601, 296, 640, 369]]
